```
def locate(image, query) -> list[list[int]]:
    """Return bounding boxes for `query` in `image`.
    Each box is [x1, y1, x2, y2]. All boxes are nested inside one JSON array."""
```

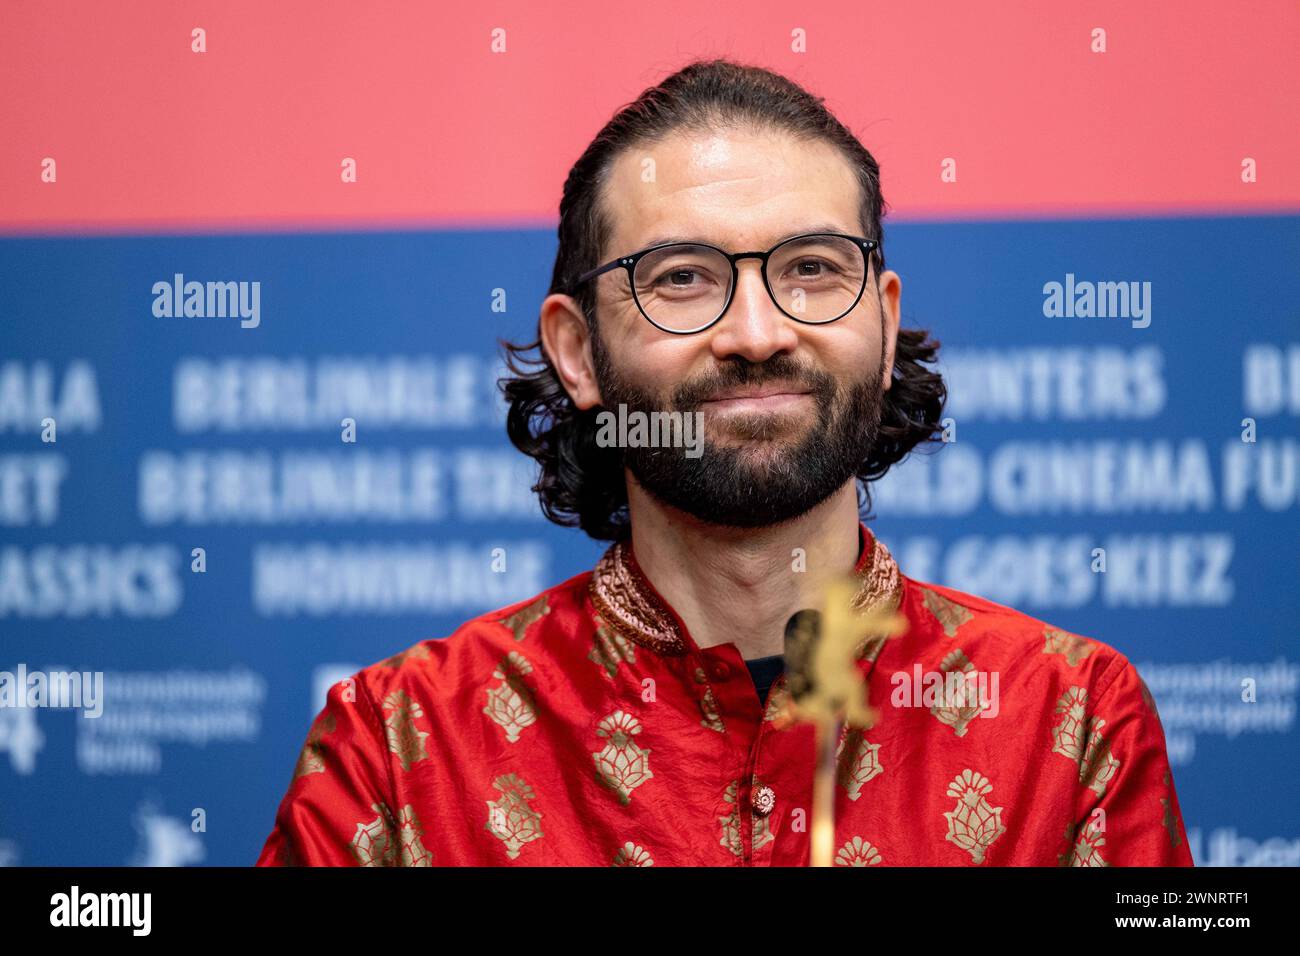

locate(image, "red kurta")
[[256, 522, 1193, 867]]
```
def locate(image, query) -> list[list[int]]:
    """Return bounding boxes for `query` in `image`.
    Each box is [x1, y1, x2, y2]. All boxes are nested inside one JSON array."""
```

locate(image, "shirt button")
[[750, 783, 776, 817], [710, 662, 730, 681]]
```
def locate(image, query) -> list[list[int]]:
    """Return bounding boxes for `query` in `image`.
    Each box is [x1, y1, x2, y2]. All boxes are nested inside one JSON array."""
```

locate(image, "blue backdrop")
[[1, 214, 1296, 865]]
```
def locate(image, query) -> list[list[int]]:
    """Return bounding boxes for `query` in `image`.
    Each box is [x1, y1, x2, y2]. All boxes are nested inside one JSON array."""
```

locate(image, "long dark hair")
[[501, 58, 946, 541]]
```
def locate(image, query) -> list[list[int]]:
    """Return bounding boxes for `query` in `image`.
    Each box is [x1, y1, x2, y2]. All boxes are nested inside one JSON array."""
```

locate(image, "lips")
[[701, 382, 812, 403]]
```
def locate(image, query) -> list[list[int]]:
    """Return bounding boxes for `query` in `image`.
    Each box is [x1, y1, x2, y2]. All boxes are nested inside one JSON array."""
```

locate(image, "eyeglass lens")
[[631, 235, 866, 332]]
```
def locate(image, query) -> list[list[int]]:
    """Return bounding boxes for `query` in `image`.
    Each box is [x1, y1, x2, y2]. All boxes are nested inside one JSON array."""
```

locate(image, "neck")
[[625, 475, 863, 659]]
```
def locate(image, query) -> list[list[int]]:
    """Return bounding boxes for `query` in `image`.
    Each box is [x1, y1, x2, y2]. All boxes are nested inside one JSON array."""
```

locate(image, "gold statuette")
[[784, 576, 906, 867]]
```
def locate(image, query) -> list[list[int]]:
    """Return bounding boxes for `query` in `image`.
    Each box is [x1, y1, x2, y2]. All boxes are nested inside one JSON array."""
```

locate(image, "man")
[[256, 59, 1192, 867]]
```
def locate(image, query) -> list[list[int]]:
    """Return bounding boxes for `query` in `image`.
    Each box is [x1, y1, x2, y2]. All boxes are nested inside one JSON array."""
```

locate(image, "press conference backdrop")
[[1, 2, 1297, 866]]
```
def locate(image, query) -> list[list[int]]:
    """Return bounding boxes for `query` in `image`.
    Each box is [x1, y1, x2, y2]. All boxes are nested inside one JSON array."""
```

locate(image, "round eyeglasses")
[[571, 233, 879, 335]]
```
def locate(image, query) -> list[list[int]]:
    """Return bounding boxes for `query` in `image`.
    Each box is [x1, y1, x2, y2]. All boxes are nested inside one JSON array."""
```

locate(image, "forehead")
[[600, 126, 863, 255]]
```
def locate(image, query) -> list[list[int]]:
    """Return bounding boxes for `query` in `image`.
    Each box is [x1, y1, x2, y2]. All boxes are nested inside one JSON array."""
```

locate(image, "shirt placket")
[[751, 656, 884, 867], [694, 642, 778, 866], [745, 690, 781, 866]]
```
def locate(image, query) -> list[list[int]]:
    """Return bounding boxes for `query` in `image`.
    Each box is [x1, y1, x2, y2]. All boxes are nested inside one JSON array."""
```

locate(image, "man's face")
[[554, 126, 901, 528]]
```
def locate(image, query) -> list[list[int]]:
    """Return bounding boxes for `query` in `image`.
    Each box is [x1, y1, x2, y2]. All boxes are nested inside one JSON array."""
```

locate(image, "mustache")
[[671, 356, 838, 410]]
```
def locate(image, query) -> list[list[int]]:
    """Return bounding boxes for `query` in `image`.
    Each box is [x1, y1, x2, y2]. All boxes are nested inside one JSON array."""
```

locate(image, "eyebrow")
[[635, 221, 857, 251]]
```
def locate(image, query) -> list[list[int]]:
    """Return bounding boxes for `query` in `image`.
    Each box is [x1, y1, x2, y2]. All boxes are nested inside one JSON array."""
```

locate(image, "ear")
[[539, 293, 603, 410], [876, 270, 902, 392]]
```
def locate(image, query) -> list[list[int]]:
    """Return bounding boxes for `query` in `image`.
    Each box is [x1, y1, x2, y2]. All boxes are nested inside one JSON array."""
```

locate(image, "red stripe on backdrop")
[[1, 0, 1296, 235]]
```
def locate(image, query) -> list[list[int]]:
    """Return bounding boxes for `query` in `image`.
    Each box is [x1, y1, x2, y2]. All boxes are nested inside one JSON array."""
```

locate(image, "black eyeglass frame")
[[571, 232, 881, 335]]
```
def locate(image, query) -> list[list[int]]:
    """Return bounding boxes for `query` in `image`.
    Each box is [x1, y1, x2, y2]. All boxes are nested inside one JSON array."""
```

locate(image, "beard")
[[590, 326, 886, 529]]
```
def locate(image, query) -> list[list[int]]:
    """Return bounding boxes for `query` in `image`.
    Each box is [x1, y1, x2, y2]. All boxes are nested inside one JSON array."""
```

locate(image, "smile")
[[700, 391, 812, 412]]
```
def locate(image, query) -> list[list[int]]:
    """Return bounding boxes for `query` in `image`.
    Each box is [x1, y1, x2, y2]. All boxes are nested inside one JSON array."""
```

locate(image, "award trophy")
[[783, 576, 906, 867]]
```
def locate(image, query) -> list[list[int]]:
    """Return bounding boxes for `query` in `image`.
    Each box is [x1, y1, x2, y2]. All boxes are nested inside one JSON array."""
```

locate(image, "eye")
[[648, 265, 721, 295], [791, 258, 841, 279], [660, 268, 701, 288]]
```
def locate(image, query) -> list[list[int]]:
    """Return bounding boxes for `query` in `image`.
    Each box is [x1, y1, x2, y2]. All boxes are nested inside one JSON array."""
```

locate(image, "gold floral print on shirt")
[[292, 712, 335, 779], [1052, 686, 1120, 797], [381, 689, 430, 772], [349, 802, 433, 867], [485, 773, 544, 860], [856, 632, 890, 665], [589, 620, 636, 678], [920, 586, 973, 638], [929, 649, 990, 737], [483, 651, 537, 743], [835, 836, 883, 866], [1051, 686, 1091, 760], [719, 780, 744, 858], [593, 711, 653, 805], [350, 803, 396, 866], [499, 594, 551, 642], [693, 667, 725, 733], [764, 676, 794, 726], [836, 725, 883, 800], [1059, 817, 1108, 867], [612, 842, 654, 866], [1080, 716, 1120, 797], [393, 805, 434, 866], [379, 641, 432, 669], [1042, 627, 1097, 666], [942, 769, 1007, 864]]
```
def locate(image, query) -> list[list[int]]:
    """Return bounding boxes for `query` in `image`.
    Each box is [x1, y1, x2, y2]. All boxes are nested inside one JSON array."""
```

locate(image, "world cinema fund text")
[[870, 342, 1298, 609], [0, 343, 1296, 617]]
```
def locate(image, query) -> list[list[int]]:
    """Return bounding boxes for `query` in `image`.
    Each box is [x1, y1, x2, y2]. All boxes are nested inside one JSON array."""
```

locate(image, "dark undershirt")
[[742, 527, 857, 705], [744, 653, 785, 705]]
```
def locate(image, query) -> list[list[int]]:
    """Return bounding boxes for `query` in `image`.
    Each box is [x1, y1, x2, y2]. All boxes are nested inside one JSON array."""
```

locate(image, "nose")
[[707, 260, 799, 363]]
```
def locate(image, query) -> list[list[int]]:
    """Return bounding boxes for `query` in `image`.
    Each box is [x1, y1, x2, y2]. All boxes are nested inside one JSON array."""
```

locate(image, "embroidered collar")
[[589, 521, 903, 658]]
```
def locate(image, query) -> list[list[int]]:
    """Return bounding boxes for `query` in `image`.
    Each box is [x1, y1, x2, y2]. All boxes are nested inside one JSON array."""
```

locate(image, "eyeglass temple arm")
[[574, 258, 626, 288]]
